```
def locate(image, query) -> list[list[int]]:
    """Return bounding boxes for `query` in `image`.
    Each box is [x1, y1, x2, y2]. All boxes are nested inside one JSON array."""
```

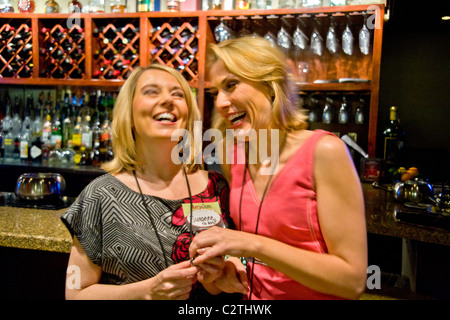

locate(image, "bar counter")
[[1, 183, 449, 254]]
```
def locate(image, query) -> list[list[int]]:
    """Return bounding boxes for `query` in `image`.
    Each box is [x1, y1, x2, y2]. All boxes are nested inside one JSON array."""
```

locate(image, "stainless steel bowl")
[[15, 173, 66, 201]]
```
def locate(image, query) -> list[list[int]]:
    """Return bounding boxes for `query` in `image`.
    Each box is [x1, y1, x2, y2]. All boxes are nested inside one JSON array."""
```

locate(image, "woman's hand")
[[195, 251, 249, 296], [214, 258, 249, 295], [195, 254, 225, 285], [147, 260, 198, 300], [189, 227, 252, 265]]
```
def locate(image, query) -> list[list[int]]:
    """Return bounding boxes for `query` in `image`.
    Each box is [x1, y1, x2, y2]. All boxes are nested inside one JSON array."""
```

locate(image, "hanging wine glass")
[[310, 18, 324, 57], [359, 12, 371, 55], [277, 24, 292, 53], [293, 18, 309, 51], [326, 15, 339, 54], [342, 15, 354, 56], [264, 31, 277, 47], [214, 19, 231, 43], [237, 19, 252, 38]]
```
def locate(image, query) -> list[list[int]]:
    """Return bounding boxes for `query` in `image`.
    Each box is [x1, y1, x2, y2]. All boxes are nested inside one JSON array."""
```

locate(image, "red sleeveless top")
[[229, 130, 344, 300]]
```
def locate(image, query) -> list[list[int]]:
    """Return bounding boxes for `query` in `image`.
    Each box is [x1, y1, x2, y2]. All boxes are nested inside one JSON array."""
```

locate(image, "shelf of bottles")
[[39, 18, 86, 79], [0, 88, 115, 168], [92, 17, 140, 80], [0, 18, 33, 78], [148, 17, 199, 83]]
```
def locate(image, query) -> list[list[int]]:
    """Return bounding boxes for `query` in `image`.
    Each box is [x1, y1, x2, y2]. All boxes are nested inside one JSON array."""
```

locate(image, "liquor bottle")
[[236, 0, 249, 9], [89, 0, 105, 12], [74, 143, 91, 165], [338, 96, 349, 124], [20, 121, 31, 163], [62, 94, 73, 148], [44, 0, 59, 12], [30, 103, 43, 164], [383, 106, 406, 164], [167, 0, 179, 11], [110, 0, 126, 12], [68, 0, 82, 12], [61, 140, 75, 165], [322, 96, 334, 124], [99, 110, 112, 161], [137, 0, 149, 12], [42, 113, 52, 147], [2, 95, 13, 161], [355, 97, 365, 125], [17, 0, 35, 12], [0, 0, 15, 12], [49, 139, 62, 165], [51, 104, 62, 146], [81, 114, 93, 152], [72, 115, 82, 151]]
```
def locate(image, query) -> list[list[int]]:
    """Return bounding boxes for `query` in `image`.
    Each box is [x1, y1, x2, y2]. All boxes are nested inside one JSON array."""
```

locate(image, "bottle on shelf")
[[338, 96, 349, 124], [49, 139, 62, 165], [99, 110, 112, 162], [0, 0, 15, 12], [61, 140, 75, 165], [137, 0, 149, 12], [88, 0, 105, 12], [51, 104, 62, 147], [383, 106, 406, 164], [30, 103, 43, 164], [17, 0, 35, 12], [2, 94, 13, 161], [72, 115, 82, 152], [44, 0, 59, 13], [68, 0, 82, 12], [111, 0, 126, 12], [322, 96, 334, 124], [81, 114, 93, 153], [20, 121, 31, 163], [167, 0, 179, 11], [235, 0, 249, 9], [355, 96, 365, 125]]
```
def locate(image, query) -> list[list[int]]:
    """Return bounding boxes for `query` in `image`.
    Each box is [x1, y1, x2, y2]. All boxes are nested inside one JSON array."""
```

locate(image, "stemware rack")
[[0, 4, 384, 157]]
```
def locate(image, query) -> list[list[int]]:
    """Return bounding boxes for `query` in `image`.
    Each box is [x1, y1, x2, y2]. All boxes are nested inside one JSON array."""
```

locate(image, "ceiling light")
[[442, 16, 450, 20]]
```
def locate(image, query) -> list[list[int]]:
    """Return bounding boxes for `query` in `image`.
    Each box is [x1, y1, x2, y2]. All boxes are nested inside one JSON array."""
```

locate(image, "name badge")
[[182, 201, 224, 230]]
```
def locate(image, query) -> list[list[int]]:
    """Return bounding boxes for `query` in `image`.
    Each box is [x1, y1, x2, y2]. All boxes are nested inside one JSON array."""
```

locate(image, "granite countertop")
[[363, 183, 450, 246], [0, 206, 72, 253], [0, 183, 449, 254]]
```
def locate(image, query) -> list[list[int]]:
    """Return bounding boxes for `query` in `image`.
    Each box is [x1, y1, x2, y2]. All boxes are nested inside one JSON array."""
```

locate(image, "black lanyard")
[[133, 168, 194, 270]]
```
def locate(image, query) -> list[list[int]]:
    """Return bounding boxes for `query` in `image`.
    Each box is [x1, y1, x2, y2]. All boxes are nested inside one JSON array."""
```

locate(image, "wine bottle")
[[383, 106, 406, 164]]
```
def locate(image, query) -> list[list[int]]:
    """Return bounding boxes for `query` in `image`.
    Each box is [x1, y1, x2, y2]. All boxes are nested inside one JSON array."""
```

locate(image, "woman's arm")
[[65, 236, 198, 300], [190, 135, 367, 299]]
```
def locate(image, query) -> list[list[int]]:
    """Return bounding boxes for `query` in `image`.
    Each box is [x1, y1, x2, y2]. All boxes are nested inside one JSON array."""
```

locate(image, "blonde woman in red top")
[[189, 37, 367, 300]]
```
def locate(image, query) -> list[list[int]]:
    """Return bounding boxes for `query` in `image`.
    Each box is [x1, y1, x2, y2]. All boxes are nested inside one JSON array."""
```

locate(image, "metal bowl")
[[15, 173, 66, 201]]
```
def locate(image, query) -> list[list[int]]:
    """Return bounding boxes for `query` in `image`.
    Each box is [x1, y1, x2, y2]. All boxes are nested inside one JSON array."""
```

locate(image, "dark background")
[[376, 0, 450, 183]]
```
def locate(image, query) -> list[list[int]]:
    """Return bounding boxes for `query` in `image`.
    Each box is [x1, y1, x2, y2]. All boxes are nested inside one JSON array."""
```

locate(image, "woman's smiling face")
[[208, 61, 273, 134], [132, 69, 189, 143]]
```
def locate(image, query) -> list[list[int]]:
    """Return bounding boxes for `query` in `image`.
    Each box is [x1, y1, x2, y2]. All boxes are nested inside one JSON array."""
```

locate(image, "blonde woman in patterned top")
[[62, 64, 247, 300]]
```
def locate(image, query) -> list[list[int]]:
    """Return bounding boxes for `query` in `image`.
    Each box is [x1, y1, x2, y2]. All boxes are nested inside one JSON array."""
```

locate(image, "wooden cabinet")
[[0, 4, 384, 157]]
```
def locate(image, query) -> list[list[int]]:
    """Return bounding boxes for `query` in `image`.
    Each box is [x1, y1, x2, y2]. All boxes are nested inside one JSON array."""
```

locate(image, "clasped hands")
[[150, 227, 248, 300]]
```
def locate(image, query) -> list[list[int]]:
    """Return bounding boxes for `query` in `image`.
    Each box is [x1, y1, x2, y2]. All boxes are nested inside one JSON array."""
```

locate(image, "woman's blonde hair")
[[206, 36, 308, 134], [101, 64, 202, 174]]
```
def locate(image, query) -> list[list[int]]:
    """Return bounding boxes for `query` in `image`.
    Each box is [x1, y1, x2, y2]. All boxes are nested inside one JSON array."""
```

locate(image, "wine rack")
[[92, 17, 140, 80], [148, 17, 199, 82], [39, 18, 86, 79], [0, 18, 33, 78], [0, 5, 384, 157]]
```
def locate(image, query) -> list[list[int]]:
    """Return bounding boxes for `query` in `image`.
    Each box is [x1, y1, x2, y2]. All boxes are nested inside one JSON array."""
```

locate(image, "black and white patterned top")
[[61, 170, 232, 295]]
